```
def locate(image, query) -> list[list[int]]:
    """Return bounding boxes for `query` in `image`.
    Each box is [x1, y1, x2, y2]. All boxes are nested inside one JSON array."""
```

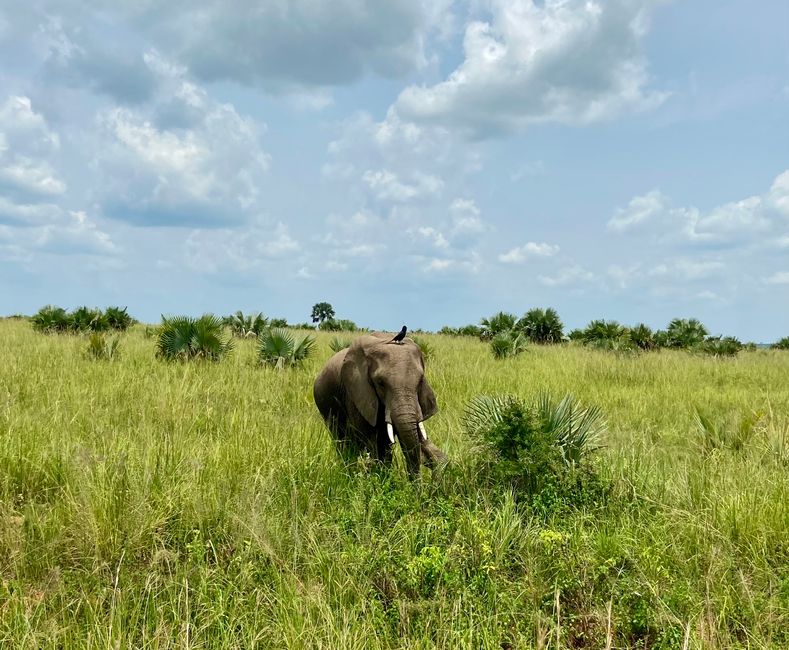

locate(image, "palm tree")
[[225, 311, 268, 337], [480, 311, 517, 340], [490, 330, 528, 359], [157, 315, 234, 361], [581, 320, 627, 348], [628, 323, 656, 350], [31, 305, 70, 333], [665, 318, 708, 349], [258, 328, 316, 368], [105, 306, 134, 331], [518, 307, 564, 344], [311, 302, 335, 324], [771, 336, 789, 350]]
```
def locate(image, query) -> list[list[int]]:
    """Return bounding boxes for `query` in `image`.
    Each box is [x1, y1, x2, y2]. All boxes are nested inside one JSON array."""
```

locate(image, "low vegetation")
[[257, 327, 316, 368], [3, 311, 789, 646], [156, 314, 234, 361], [31, 305, 134, 333]]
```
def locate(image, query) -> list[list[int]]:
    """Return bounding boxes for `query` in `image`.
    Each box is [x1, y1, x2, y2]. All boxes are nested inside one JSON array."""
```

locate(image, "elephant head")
[[341, 333, 446, 476]]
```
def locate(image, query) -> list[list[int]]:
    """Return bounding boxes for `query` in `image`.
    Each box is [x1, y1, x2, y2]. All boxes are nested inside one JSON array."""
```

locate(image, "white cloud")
[[649, 259, 724, 281], [0, 209, 116, 257], [538, 264, 594, 286], [763, 271, 789, 285], [362, 169, 443, 202], [95, 52, 270, 226], [608, 169, 789, 245], [0, 96, 66, 201], [394, 0, 667, 137], [499, 241, 559, 263], [449, 198, 486, 236]]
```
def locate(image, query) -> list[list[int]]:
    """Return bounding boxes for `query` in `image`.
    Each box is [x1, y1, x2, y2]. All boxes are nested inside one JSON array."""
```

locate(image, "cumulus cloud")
[[499, 241, 559, 263], [0, 96, 66, 202], [95, 52, 270, 226], [394, 0, 667, 137], [608, 169, 789, 245], [362, 169, 443, 202], [538, 264, 594, 287]]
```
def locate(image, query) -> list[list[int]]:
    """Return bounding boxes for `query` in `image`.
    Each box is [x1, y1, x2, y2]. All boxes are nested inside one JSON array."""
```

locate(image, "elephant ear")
[[341, 341, 378, 426], [417, 376, 439, 421]]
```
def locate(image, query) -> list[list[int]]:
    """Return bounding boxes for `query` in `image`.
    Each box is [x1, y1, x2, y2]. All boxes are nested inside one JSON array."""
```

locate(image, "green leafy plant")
[[329, 336, 352, 353], [319, 318, 357, 332], [69, 306, 109, 333], [665, 318, 708, 349], [693, 407, 759, 453], [518, 307, 564, 344], [580, 319, 629, 349], [104, 306, 134, 331], [258, 328, 315, 368], [480, 311, 517, 340], [311, 302, 335, 324], [224, 311, 268, 337], [490, 330, 527, 359], [86, 333, 121, 360], [269, 317, 288, 328], [156, 315, 234, 361], [411, 336, 434, 361], [463, 393, 607, 507], [698, 335, 743, 357], [438, 324, 484, 338], [771, 336, 789, 350], [628, 323, 656, 351], [31, 305, 70, 333]]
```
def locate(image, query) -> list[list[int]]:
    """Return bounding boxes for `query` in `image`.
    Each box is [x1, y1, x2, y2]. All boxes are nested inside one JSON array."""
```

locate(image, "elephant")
[[313, 332, 448, 477]]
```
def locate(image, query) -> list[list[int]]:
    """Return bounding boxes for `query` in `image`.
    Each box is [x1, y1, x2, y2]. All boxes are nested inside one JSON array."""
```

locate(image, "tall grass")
[[0, 321, 787, 648]]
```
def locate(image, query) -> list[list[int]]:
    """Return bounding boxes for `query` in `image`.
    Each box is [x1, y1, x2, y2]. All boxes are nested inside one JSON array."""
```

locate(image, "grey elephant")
[[313, 332, 448, 477]]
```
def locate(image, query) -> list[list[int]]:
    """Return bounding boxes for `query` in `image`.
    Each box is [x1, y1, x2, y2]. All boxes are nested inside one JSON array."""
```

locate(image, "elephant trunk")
[[389, 393, 448, 477]]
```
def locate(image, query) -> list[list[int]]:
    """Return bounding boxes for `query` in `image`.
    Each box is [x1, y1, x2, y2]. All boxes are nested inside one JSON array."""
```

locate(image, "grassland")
[[0, 318, 787, 648]]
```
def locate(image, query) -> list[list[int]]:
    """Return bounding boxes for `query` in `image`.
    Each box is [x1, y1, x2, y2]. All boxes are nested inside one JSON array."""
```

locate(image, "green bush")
[[490, 330, 527, 359], [438, 324, 484, 337], [463, 393, 607, 511], [480, 311, 518, 340], [697, 335, 743, 357], [580, 319, 629, 349], [772, 336, 789, 350], [319, 318, 357, 332], [258, 328, 315, 368], [665, 318, 708, 348], [86, 333, 121, 360], [269, 317, 288, 328], [411, 336, 434, 361], [69, 306, 109, 333], [31, 305, 70, 333], [224, 311, 268, 337], [156, 315, 233, 361], [628, 323, 656, 350], [329, 336, 352, 353], [104, 306, 134, 331], [517, 307, 564, 344]]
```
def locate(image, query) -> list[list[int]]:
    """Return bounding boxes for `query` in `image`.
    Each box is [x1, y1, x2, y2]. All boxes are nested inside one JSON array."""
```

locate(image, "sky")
[[0, 0, 787, 341]]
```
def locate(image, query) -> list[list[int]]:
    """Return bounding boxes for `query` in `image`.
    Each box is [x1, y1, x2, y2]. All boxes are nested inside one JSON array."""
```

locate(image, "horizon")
[[1, 1, 788, 341]]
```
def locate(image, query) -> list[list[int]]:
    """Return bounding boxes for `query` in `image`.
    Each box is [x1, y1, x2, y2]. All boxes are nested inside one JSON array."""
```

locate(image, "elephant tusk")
[[385, 406, 392, 424], [418, 422, 428, 441], [386, 422, 395, 444]]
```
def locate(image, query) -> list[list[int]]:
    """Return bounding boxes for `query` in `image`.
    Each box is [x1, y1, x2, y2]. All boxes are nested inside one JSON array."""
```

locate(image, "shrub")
[[439, 324, 484, 338], [290, 322, 317, 330], [156, 315, 233, 361], [319, 318, 357, 332], [463, 393, 607, 508], [269, 317, 288, 328], [517, 307, 564, 344], [665, 318, 708, 348], [411, 336, 434, 361], [258, 328, 315, 368], [490, 330, 527, 359], [224, 311, 268, 337], [86, 333, 121, 360], [580, 319, 629, 349], [628, 323, 656, 350], [480, 312, 517, 340], [31, 305, 70, 333], [697, 335, 743, 357], [329, 337, 352, 353], [104, 306, 134, 331], [69, 306, 109, 333], [772, 336, 789, 350]]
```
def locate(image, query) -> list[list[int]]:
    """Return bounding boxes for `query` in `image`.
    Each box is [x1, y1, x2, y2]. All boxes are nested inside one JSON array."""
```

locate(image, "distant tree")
[[772, 336, 789, 350], [311, 302, 335, 324], [224, 311, 268, 337], [319, 318, 357, 332], [665, 318, 708, 349], [269, 317, 289, 328], [698, 335, 743, 357], [518, 307, 564, 344], [480, 311, 517, 340], [580, 320, 629, 349], [628, 323, 656, 351]]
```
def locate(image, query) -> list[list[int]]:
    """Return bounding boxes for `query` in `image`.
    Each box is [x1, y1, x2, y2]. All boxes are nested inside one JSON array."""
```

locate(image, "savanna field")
[[1, 318, 787, 648]]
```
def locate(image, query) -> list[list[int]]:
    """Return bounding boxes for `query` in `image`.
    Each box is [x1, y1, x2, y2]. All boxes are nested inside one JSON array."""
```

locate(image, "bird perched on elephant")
[[313, 332, 448, 477]]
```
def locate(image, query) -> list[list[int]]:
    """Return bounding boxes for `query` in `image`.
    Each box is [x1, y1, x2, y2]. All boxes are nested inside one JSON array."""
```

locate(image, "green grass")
[[0, 319, 787, 648]]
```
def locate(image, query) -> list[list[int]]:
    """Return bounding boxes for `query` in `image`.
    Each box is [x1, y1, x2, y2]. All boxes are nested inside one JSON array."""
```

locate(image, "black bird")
[[388, 325, 407, 344]]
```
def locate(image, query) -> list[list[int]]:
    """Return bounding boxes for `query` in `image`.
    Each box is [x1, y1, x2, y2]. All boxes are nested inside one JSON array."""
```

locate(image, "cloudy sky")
[[1, 0, 787, 340]]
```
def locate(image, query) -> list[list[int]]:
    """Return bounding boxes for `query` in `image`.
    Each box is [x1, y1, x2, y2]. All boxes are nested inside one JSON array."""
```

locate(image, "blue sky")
[[1, 0, 787, 341]]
